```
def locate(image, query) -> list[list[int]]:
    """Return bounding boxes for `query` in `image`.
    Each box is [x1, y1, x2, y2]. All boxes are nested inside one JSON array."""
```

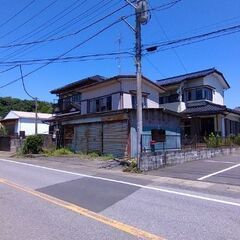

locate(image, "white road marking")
[[1, 158, 240, 207], [203, 160, 235, 164], [198, 163, 240, 181]]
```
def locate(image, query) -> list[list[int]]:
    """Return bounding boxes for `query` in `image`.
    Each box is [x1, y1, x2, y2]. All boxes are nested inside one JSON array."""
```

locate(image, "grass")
[[43, 148, 114, 161]]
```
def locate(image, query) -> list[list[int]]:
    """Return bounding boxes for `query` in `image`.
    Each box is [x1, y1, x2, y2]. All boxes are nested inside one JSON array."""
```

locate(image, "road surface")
[[0, 157, 240, 240]]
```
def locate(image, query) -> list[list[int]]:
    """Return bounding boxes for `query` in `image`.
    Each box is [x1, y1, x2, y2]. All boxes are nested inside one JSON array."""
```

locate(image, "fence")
[[141, 133, 181, 153]]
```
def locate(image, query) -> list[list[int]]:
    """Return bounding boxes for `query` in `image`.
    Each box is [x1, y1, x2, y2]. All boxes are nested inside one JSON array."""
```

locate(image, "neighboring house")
[[50, 75, 182, 157], [157, 68, 240, 139], [0, 111, 52, 137]]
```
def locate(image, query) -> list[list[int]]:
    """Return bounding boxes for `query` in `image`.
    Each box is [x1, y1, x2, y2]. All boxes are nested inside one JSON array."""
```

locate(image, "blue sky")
[[0, 0, 239, 108]]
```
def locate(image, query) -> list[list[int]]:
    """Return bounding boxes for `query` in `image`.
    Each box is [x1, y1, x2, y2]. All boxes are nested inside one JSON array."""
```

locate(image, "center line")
[[198, 163, 240, 181]]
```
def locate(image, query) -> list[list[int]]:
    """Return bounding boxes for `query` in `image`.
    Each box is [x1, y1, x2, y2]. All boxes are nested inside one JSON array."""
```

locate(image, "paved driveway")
[[150, 153, 240, 186]]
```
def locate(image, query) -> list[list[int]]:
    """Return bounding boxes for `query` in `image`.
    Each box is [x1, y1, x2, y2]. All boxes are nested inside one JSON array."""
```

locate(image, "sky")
[[0, 0, 239, 108]]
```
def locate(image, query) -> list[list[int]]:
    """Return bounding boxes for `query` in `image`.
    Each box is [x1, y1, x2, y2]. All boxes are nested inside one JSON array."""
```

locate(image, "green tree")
[[0, 97, 53, 118]]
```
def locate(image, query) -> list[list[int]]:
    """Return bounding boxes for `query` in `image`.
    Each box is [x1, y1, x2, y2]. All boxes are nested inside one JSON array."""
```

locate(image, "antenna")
[[115, 33, 123, 74]]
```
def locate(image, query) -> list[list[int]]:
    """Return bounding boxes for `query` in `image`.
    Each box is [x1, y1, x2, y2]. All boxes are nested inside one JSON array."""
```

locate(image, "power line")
[[0, 1, 126, 50], [19, 65, 35, 99], [0, 0, 86, 53], [0, 65, 18, 74], [0, 0, 58, 41], [144, 56, 166, 78], [0, 0, 90, 60], [0, 0, 122, 61], [0, 17, 123, 89], [0, 0, 179, 51], [0, 51, 133, 66], [149, 2, 188, 73], [144, 23, 240, 51], [0, 0, 36, 29]]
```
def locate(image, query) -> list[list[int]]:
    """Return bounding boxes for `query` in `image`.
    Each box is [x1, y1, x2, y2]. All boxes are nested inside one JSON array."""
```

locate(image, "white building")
[[157, 68, 240, 138], [1, 111, 52, 136]]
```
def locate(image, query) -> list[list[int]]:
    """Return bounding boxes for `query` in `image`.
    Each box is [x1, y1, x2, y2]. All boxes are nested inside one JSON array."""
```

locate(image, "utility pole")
[[135, 3, 143, 169], [125, 0, 150, 169], [19, 65, 38, 135], [34, 97, 38, 135]]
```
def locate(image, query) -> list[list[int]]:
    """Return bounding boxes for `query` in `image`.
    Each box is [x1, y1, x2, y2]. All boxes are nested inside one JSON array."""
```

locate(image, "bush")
[[234, 134, 240, 146], [0, 125, 8, 136], [224, 137, 233, 146], [23, 135, 43, 154], [204, 132, 222, 148]]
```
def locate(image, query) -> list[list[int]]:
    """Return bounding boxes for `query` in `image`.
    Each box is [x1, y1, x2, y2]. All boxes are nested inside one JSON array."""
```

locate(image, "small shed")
[[0, 111, 52, 136]]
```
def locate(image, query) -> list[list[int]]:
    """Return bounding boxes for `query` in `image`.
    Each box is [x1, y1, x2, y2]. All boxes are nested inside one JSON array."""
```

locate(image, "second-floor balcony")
[[53, 98, 81, 114]]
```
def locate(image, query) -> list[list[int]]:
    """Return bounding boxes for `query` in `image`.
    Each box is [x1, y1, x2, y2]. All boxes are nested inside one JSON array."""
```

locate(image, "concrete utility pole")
[[125, 0, 150, 168], [34, 97, 38, 135], [135, 4, 142, 168]]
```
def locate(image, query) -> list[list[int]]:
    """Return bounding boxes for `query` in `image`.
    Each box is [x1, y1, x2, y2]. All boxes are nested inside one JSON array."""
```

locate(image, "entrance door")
[[200, 118, 214, 136]]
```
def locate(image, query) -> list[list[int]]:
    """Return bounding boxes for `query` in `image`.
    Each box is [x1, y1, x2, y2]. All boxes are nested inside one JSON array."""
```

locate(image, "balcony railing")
[[53, 98, 81, 114]]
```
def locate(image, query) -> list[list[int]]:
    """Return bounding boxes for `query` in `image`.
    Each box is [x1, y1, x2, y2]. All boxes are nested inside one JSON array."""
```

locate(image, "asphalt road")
[[1, 158, 240, 240], [150, 153, 240, 186]]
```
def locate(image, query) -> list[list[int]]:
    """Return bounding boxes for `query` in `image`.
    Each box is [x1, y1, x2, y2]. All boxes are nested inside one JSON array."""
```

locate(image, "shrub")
[[0, 125, 8, 136], [234, 134, 240, 146], [123, 159, 141, 173], [23, 135, 43, 154], [224, 137, 233, 146], [204, 132, 222, 148]]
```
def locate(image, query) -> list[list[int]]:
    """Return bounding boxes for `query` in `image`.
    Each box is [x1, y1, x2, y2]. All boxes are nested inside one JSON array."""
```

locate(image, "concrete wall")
[[141, 147, 239, 171]]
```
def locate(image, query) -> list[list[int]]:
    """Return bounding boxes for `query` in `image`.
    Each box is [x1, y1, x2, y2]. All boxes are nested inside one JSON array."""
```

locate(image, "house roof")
[[50, 74, 165, 94], [50, 75, 106, 94], [183, 101, 240, 116], [3, 111, 53, 120], [157, 68, 230, 89]]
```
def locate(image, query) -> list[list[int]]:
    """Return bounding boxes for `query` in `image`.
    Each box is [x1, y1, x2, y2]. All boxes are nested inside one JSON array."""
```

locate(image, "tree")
[[0, 97, 53, 118]]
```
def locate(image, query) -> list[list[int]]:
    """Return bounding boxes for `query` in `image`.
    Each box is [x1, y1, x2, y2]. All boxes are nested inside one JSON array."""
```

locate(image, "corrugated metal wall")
[[103, 121, 128, 157], [73, 121, 129, 157]]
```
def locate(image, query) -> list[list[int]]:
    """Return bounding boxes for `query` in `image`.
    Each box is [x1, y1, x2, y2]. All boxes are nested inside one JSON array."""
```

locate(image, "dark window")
[[159, 96, 164, 104], [187, 90, 192, 101], [88, 96, 112, 113], [196, 89, 203, 100], [132, 95, 147, 108], [71, 93, 81, 102], [132, 95, 137, 108], [168, 94, 179, 103], [107, 96, 112, 110], [204, 88, 213, 101]]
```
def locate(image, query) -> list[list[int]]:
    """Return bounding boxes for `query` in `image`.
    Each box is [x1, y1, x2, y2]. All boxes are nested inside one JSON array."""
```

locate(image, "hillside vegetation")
[[0, 97, 53, 118]]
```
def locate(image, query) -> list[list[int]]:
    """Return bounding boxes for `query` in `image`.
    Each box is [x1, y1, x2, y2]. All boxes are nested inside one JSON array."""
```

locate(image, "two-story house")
[[50, 75, 182, 158], [157, 68, 240, 141]]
